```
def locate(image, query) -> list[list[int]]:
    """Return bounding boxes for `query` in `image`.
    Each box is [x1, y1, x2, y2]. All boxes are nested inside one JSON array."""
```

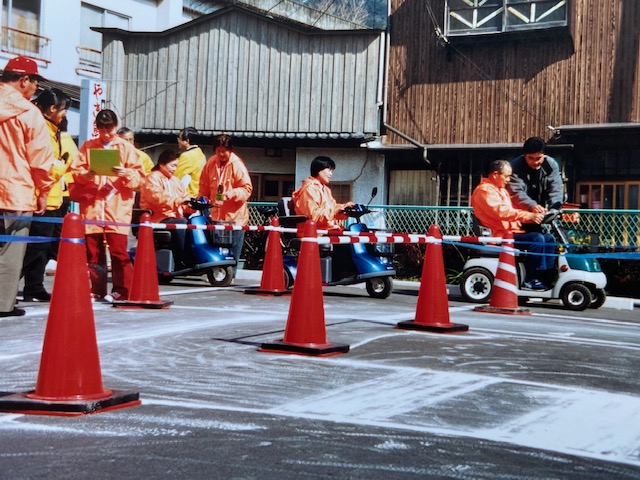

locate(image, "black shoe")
[[22, 291, 52, 302], [0, 307, 26, 317]]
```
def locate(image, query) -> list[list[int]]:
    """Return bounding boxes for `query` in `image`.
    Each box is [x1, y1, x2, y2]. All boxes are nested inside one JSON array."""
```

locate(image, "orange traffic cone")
[[398, 224, 469, 333], [245, 217, 290, 296], [474, 232, 530, 315], [0, 213, 141, 416], [260, 220, 349, 356], [114, 212, 173, 309]]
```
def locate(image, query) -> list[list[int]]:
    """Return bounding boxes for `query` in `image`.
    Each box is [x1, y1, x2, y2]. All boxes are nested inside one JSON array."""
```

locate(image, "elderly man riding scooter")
[[471, 159, 556, 290]]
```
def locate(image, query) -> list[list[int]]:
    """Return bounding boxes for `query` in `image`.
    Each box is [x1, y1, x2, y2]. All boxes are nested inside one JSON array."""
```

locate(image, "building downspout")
[[383, 123, 431, 167]]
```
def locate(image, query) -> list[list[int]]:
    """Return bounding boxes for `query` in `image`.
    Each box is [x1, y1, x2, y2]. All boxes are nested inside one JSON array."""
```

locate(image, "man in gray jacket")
[[508, 136, 563, 233]]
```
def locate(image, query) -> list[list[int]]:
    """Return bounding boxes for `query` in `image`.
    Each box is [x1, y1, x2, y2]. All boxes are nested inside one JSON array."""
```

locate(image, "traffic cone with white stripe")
[[245, 217, 290, 296], [397, 224, 469, 333], [474, 232, 530, 315], [259, 220, 349, 356]]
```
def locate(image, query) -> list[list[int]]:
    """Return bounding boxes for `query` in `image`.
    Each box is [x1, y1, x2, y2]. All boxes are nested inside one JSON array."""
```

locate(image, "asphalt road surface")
[[1, 271, 639, 479]]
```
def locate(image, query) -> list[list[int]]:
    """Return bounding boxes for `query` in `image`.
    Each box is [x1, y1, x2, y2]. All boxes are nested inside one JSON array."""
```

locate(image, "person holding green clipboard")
[[71, 109, 145, 302]]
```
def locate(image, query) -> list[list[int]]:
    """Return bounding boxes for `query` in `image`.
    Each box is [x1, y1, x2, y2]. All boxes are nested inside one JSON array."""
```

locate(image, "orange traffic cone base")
[[0, 390, 140, 416], [113, 299, 174, 309], [244, 287, 291, 297], [474, 305, 531, 315], [396, 320, 469, 333], [259, 340, 349, 357]]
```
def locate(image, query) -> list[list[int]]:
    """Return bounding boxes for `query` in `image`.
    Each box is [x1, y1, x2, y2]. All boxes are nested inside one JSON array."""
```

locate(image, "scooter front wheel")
[[561, 283, 592, 311], [459, 267, 493, 303], [207, 266, 234, 287], [366, 277, 393, 299]]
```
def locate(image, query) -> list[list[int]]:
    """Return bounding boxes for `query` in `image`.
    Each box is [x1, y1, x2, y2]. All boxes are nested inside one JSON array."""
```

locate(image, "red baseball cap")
[[3, 56, 45, 81]]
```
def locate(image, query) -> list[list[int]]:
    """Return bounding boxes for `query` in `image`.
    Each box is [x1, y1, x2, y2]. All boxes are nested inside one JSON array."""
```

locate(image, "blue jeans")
[[514, 231, 556, 279]]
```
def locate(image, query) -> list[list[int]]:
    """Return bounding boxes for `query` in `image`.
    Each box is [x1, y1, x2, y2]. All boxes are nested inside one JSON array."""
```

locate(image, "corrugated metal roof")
[[138, 128, 373, 140]]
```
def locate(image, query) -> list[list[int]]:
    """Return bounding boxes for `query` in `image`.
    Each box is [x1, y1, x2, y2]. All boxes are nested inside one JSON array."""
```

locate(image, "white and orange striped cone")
[[474, 232, 530, 315]]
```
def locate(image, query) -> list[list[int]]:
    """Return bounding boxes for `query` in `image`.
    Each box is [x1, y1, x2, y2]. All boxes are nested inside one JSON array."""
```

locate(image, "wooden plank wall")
[[102, 10, 382, 136], [386, 0, 640, 145]]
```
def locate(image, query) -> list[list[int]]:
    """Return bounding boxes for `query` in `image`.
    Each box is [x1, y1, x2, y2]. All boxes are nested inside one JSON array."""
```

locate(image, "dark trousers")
[[22, 210, 57, 296], [514, 231, 556, 279]]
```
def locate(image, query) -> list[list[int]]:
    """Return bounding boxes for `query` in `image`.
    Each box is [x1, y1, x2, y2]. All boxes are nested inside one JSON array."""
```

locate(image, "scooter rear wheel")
[[207, 266, 234, 287], [366, 277, 393, 299]]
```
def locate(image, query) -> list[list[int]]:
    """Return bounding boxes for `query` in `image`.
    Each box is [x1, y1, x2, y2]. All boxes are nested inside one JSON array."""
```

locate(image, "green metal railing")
[[249, 203, 640, 250]]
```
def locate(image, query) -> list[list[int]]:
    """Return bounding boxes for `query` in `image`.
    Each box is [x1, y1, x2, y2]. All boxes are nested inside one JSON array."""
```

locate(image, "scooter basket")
[[211, 220, 234, 245], [371, 228, 395, 255]]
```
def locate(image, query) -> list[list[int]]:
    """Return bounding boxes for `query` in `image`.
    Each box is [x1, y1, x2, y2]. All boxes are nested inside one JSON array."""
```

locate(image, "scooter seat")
[[279, 215, 307, 228], [153, 230, 172, 249]]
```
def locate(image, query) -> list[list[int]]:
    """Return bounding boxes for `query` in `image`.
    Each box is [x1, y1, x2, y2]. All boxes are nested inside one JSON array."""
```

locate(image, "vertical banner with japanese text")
[[79, 79, 107, 146]]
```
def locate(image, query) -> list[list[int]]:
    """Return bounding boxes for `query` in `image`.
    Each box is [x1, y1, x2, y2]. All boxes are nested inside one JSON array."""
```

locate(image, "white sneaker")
[[103, 292, 124, 303], [45, 259, 57, 276]]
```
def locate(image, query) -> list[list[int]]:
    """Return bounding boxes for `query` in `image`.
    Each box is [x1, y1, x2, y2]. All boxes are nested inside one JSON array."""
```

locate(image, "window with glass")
[[445, 0, 569, 37], [1, 0, 49, 60], [78, 3, 129, 73], [577, 182, 640, 210]]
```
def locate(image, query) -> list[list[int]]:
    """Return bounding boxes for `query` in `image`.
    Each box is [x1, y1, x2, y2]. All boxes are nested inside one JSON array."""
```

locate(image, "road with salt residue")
[[1, 273, 639, 479]]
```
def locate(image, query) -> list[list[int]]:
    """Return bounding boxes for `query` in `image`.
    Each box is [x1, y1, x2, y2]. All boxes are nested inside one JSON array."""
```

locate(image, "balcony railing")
[[0, 26, 50, 63], [76, 45, 102, 75]]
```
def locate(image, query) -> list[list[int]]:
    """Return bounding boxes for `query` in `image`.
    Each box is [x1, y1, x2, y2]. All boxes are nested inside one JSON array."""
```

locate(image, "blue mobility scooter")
[[130, 198, 236, 287], [279, 188, 396, 299]]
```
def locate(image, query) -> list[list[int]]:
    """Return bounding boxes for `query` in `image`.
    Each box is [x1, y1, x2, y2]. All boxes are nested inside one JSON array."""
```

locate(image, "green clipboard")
[[89, 149, 120, 176]]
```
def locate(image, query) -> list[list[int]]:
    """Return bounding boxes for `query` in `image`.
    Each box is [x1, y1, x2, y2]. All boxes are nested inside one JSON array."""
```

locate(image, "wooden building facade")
[[97, 4, 387, 205], [384, 0, 640, 209], [100, 5, 382, 141]]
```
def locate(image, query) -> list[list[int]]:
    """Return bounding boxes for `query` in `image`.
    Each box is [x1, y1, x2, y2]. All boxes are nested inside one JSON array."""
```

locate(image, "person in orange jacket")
[[21, 88, 72, 302], [198, 134, 252, 272], [471, 159, 555, 291], [71, 109, 145, 302], [140, 150, 190, 266], [292, 156, 354, 231], [0, 56, 54, 317]]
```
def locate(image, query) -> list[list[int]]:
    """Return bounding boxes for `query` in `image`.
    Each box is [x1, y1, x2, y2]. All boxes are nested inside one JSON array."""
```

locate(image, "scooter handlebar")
[[342, 204, 373, 218], [188, 197, 214, 211]]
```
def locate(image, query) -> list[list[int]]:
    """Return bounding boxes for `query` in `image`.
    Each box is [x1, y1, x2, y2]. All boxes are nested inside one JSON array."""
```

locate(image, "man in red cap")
[[0, 56, 54, 316]]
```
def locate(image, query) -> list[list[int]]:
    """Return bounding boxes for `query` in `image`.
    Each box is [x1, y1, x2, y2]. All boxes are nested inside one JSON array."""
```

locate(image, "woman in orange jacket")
[[21, 88, 72, 302], [140, 150, 190, 266], [198, 134, 252, 272], [292, 156, 354, 231], [71, 109, 145, 302]]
